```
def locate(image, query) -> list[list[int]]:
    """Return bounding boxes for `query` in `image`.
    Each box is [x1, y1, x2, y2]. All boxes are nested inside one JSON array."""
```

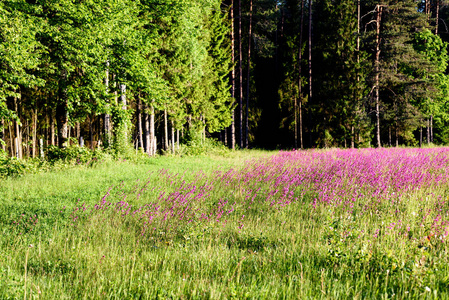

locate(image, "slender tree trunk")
[[245, 0, 253, 149], [436, 0, 440, 34], [298, 0, 305, 149], [419, 120, 423, 148], [120, 83, 127, 140], [137, 97, 144, 153], [45, 110, 48, 147], [351, 126, 355, 148], [355, 0, 360, 148], [50, 111, 55, 146], [395, 120, 398, 147], [0, 118, 4, 152], [238, 0, 243, 149], [427, 118, 430, 145], [177, 129, 180, 151], [149, 104, 155, 155], [144, 108, 150, 154], [430, 115, 433, 143], [56, 70, 69, 148], [32, 109, 37, 158], [171, 122, 175, 154], [164, 109, 168, 151], [375, 5, 382, 148], [104, 60, 111, 148], [90, 115, 94, 150], [224, 129, 228, 146], [76, 122, 80, 139], [230, 0, 236, 150], [308, 0, 313, 147], [9, 123, 13, 156], [25, 119, 29, 157], [14, 95, 22, 158]]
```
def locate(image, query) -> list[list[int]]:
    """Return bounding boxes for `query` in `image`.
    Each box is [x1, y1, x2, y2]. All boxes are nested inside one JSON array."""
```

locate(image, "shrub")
[[0, 150, 29, 178]]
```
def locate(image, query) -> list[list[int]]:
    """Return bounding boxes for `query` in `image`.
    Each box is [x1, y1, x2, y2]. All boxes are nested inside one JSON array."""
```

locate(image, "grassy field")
[[1, 148, 449, 299]]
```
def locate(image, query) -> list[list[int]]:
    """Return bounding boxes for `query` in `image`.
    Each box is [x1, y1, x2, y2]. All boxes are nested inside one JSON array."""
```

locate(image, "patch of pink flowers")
[[68, 147, 449, 241]]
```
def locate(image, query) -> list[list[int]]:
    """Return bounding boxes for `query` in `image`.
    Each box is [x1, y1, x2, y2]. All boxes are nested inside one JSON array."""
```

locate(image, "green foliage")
[[0, 150, 29, 178], [179, 130, 230, 157], [111, 105, 133, 157], [45, 145, 109, 165]]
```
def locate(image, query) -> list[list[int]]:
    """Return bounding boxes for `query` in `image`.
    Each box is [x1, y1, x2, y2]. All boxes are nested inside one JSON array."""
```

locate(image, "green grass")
[[0, 149, 448, 299]]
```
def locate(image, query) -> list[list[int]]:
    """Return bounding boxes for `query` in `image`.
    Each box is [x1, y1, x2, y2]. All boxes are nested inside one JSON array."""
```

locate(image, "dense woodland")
[[1, 0, 449, 158]]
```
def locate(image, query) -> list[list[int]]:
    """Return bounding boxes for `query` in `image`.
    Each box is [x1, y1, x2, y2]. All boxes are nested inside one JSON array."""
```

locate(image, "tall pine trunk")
[[238, 0, 243, 149], [298, 0, 305, 149], [230, 0, 236, 150], [375, 5, 382, 148], [308, 0, 313, 147], [245, 0, 253, 149], [436, 0, 440, 34]]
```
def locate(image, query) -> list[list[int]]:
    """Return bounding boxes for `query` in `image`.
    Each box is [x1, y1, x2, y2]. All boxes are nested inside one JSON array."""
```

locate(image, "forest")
[[1, 0, 449, 158]]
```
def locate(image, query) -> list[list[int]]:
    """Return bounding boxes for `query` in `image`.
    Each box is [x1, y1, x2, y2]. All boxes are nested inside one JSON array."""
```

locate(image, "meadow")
[[1, 147, 449, 299]]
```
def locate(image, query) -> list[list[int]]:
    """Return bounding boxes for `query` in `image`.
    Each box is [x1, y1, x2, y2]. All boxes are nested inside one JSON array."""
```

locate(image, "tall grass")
[[1, 148, 449, 299]]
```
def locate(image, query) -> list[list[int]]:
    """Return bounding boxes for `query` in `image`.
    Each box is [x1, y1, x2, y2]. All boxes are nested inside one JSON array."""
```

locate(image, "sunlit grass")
[[2, 148, 449, 299]]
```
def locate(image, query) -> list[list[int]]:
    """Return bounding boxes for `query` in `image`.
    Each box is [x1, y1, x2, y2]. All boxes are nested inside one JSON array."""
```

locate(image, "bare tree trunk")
[[9, 123, 13, 156], [144, 108, 150, 154], [14, 95, 22, 158], [32, 109, 37, 158], [120, 83, 127, 140], [76, 122, 80, 139], [104, 60, 111, 147], [395, 124, 398, 147], [50, 117, 55, 146], [164, 110, 168, 151], [171, 121, 175, 154], [230, 0, 236, 150], [90, 115, 94, 150], [177, 129, 180, 151], [245, 0, 253, 149], [149, 104, 156, 155], [224, 129, 227, 146], [137, 97, 144, 153], [427, 118, 430, 145], [0, 118, 4, 152], [420, 120, 423, 148], [298, 0, 305, 149], [56, 70, 69, 148], [375, 5, 382, 148], [308, 0, 313, 147], [354, 0, 360, 149], [351, 126, 354, 148], [430, 115, 433, 143], [238, 0, 243, 149]]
